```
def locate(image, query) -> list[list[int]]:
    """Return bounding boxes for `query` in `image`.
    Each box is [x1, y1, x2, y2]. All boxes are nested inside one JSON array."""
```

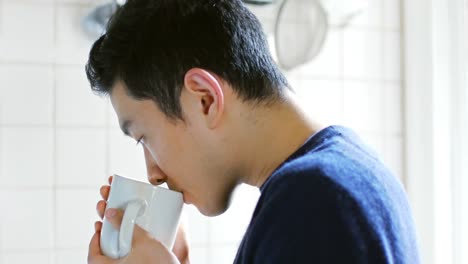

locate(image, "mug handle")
[[118, 199, 147, 258]]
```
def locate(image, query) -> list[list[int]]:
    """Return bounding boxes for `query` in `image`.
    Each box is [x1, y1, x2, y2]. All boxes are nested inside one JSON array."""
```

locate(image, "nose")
[[143, 146, 167, 186]]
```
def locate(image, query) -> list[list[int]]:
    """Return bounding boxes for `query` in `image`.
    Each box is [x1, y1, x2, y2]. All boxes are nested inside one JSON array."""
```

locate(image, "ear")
[[183, 68, 225, 128]]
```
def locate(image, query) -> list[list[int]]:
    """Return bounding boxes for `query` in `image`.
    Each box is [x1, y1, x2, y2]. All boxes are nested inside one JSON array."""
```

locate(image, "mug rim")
[[112, 174, 182, 198]]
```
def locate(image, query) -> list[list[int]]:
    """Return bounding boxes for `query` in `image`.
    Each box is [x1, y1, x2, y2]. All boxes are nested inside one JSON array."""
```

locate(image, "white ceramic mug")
[[100, 175, 184, 259]]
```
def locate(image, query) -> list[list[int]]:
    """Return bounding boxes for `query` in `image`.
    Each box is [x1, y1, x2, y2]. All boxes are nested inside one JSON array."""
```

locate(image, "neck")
[[236, 91, 326, 188]]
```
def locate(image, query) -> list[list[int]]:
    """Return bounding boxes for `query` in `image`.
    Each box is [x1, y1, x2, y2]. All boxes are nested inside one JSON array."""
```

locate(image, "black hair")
[[86, 0, 289, 119]]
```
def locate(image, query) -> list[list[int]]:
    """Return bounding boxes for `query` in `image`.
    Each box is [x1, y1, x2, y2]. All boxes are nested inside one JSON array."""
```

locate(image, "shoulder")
[[241, 157, 374, 263], [256, 151, 365, 226]]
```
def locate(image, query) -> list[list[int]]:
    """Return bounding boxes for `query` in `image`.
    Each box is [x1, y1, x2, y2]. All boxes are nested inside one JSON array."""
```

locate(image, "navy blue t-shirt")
[[234, 126, 420, 264]]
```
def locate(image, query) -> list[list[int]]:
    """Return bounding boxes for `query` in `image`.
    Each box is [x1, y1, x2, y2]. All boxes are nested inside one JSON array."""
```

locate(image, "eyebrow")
[[120, 120, 132, 137]]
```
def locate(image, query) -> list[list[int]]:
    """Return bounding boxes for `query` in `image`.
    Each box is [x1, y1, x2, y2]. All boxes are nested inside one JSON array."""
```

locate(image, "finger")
[[108, 175, 113, 185], [172, 224, 190, 263], [132, 223, 150, 244], [94, 221, 103, 233], [105, 208, 123, 230], [100, 185, 111, 200], [96, 200, 107, 219], [105, 208, 148, 244], [88, 231, 102, 259]]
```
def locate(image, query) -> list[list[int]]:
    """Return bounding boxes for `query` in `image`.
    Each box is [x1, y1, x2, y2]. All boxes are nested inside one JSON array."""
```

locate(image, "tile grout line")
[[339, 23, 345, 125], [381, 0, 390, 182], [52, 0, 58, 262], [0, 62, 3, 263], [105, 98, 111, 183], [397, 0, 409, 188], [207, 217, 212, 264]]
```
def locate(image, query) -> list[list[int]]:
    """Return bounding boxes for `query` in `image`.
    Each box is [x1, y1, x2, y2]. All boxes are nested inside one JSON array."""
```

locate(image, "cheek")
[[154, 127, 197, 180]]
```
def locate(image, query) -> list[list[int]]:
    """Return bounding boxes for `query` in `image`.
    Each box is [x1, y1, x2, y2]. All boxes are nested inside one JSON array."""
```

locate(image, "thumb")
[[88, 231, 102, 258], [105, 208, 148, 242], [88, 231, 114, 264], [105, 208, 124, 230]]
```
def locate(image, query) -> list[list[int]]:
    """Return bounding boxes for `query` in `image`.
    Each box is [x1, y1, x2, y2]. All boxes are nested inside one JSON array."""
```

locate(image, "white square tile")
[[189, 245, 209, 264], [55, 4, 97, 65], [343, 29, 383, 80], [209, 244, 239, 264], [343, 81, 384, 132], [383, 83, 403, 134], [209, 186, 258, 244], [3, 0, 54, 2], [0, 2, 54, 63], [55, 249, 88, 264], [2, 251, 52, 264], [284, 69, 302, 91], [383, 0, 401, 30], [0, 190, 54, 250], [56, 0, 98, 3], [107, 102, 120, 128], [108, 129, 147, 182], [0, 65, 53, 125], [56, 128, 106, 187], [299, 29, 341, 78], [383, 135, 404, 181], [56, 189, 100, 248], [295, 79, 343, 126], [185, 205, 209, 245], [0, 127, 3, 185], [0, 127, 54, 188], [358, 132, 385, 158], [55, 66, 108, 126], [247, 4, 278, 34], [383, 31, 402, 81], [348, 0, 383, 28]]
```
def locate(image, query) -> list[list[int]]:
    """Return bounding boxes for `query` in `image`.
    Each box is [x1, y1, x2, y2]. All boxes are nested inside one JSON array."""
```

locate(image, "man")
[[86, 0, 420, 263]]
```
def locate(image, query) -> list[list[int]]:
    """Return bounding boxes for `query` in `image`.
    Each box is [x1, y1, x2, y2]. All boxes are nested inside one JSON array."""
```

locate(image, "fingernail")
[[106, 209, 116, 218]]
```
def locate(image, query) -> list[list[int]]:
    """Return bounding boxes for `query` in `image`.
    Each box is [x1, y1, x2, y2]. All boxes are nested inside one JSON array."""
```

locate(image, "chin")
[[193, 179, 239, 217], [198, 204, 229, 217], [197, 193, 234, 217]]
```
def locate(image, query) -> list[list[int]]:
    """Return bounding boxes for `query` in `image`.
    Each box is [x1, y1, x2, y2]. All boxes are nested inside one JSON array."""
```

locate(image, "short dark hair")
[[86, 0, 289, 119]]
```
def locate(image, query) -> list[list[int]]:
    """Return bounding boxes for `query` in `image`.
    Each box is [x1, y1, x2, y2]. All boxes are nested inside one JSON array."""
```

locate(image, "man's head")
[[86, 0, 289, 216]]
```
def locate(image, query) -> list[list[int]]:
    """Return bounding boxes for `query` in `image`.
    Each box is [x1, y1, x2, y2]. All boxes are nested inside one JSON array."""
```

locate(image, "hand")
[[88, 208, 179, 263], [90, 176, 191, 264]]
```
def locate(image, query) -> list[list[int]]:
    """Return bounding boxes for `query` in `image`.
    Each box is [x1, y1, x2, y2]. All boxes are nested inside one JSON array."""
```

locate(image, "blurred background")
[[0, 0, 466, 263]]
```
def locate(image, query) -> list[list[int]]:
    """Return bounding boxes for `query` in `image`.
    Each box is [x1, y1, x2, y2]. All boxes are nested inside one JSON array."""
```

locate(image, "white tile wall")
[[343, 80, 384, 132], [0, 65, 54, 125], [383, 0, 402, 30], [2, 251, 53, 264], [349, 0, 383, 28], [55, 66, 107, 126], [343, 28, 383, 80], [55, 189, 99, 249], [54, 249, 88, 264], [55, 4, 96, 65], [0, 2, 55, 63], [299, 29, 341, 78], [0, 190, 54, 250], [209, 186, 258, 245], [383, 31, 402, 81], [56, 128, 106, 187], [1, 127, 54, 188], [295, 79, 343, 125], [0, 0, 405, 263]]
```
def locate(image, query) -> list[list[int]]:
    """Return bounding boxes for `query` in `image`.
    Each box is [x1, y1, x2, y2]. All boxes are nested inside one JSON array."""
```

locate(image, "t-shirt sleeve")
[[245, 171, 385, 263]]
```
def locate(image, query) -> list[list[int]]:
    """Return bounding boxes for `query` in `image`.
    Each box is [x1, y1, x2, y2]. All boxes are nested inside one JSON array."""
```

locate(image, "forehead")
[[110, 81, 134, 119]]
